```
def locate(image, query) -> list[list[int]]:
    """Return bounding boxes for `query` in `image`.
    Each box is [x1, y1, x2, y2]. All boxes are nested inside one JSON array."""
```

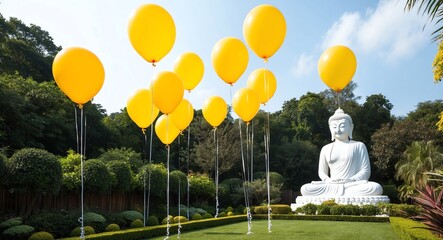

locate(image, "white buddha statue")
[[300, 108, 383, 197]]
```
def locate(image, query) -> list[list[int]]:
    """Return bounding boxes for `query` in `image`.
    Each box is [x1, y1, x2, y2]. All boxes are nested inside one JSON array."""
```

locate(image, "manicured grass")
[[149, 219, 398, 240]]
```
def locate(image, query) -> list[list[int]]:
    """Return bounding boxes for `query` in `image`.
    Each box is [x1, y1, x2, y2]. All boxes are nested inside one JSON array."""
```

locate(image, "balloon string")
[[177, 136, 182, 238], [74, 105, 79, 153], [265, 112, 272, 233], [187, 125, 191, 220], [79, 106, 85, 239], [238, 120, 252, 235], [214, 128, 220, 218], [250, 121, 254, 182], [143, 131, 147, 226], [164, 144, 170, 240]]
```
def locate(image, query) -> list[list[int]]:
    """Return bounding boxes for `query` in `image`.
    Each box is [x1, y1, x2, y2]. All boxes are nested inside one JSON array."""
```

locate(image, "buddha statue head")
[[328, 108, 354, 141]]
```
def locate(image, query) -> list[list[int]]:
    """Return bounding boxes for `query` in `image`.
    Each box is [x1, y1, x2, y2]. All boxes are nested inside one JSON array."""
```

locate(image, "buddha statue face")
[[328, 109, 354, 141]]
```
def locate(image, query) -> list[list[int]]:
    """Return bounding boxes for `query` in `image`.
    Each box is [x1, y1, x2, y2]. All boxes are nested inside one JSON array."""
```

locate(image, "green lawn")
[[149, 220, 398, 240]]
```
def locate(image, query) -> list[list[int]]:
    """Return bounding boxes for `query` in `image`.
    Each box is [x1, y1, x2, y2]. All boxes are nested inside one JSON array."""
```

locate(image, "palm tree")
[[405, 0, 443, 41], [395, 141, 443, 201]]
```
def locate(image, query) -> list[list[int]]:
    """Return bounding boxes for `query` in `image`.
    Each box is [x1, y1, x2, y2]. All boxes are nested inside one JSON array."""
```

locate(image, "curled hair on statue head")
[[328, 108, 354, 141]]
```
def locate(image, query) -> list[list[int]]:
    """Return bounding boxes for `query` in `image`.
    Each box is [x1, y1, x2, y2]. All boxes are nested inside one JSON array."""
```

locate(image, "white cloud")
[[322, 0, 430, 62], [291, 53, 315, 78]]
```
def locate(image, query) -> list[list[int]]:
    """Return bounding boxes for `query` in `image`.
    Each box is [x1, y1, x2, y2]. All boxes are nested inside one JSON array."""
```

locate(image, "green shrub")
[[104, 223, 120, 232], [227, 211, 234, 216], [28, 231, 54, 240], [120, 210, 143, 223], [377, 203, 421, 217], [300, 203, 317, 215], [104, 213, 126, 228], [2, 224, 34, 240], [173, 216, 188, 223], [84, 212, 106, 232], [26, 211, 78, 238], [195, 208, 207, 215], [70, 226, 95, 237], [146, 216, 159, 226], [390, 217, 441, 240], [225, 207, 234, 212], [161, 215, 173, 225], [136, 164, 167, 197], [361, 205, 379, 216], [330, 205, 346, 215], [84, 159, 113, 192], [271, 204, 292, 214], [7, 148, 62, 194], [383, 185, 400, 203], [106, 160, 132, 192], [189, 174, 215, 202], [321, 199, 338, 206], [343, 205, 361, 215], [202, 213, 213, 219], [317, 205, 331, 215], [0, 217, 23, 230], [130, 219, 144, 228], [217, 212, 227, 217], [191, 213, 202, 221]]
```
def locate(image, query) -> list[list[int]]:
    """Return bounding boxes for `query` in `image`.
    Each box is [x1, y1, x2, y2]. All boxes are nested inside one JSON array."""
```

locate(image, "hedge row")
[[59, 215, 247, 240], [253, 214, 390, 222], [390, 217, 442, 240]]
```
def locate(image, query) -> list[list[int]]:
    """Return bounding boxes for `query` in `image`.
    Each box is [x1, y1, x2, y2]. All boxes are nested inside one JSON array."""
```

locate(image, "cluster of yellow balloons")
[[209, 4, 286, 124], [318, 45, 357, 93], [53, 3, 288, 145]]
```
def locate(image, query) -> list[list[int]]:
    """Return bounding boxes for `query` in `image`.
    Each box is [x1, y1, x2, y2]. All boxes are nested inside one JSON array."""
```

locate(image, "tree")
[[295, 92, 331, 148], [320, 81, 361, 113], [405, 0, 443, 42], [371, 118, 441, 182], [0, 14, 61, 82], [7, 148, 62, 215], [395, 141, 443, 201], [354, 94, 393, 146]]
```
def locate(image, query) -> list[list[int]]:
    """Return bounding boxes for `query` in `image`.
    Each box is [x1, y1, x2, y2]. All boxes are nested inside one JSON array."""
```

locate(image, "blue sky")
[[2, 0, 442, 117]]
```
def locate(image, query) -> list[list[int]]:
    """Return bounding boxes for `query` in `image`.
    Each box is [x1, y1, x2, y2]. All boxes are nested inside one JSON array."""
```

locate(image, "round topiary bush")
[[227, 211, 234, 216], [70, 226, 95, 237], [28, 231, 54, 240], [105, 223, 120, 232], [2, 224, 34, 240], [161, 215, 174, 225], [202, 213, 213, 219], [0, 217, 23, 230], [146, 216, 159, 226], [225, 207, 234, 212], [84, 159, 113, 192], [7, 148, 62, 194], [106, 160, 132, 192], [120, 210, 143, 223], [84, 212, 106, 232], [173, 216, 188, 223], [191, 213, 202, 221], [130, 219, 144, 228], [217, 212, 227, 217]]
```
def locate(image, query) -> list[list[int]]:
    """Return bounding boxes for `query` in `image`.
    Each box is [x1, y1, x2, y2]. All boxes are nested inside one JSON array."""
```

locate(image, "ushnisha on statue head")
[[328, 108, 354, 141]]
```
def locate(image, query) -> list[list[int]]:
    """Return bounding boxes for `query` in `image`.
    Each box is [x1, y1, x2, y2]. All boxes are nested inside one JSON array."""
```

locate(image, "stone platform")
[[291, 195, 390, 211]]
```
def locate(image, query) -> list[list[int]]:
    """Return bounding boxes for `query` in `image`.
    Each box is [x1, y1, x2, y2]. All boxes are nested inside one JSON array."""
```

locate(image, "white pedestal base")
[[291, 195, 390, 211]]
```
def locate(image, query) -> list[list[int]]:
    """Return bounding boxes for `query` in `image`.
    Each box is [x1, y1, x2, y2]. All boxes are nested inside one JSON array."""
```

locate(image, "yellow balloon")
[[211, 37, 249, 85], [170, 98, 194, 131], [247, 68, 277, 104], [52, 47, 105, 105], [173, 52, 204, 91], [126, 89, 159, 129], [128, 4, 176, 64], [232, 88, 260, 123], [202, 96, 227, 128], [151, 71, 184, 114], [155, 114, 180, 145], [243, 4, 286, 60], [318, 45, 357, 92]]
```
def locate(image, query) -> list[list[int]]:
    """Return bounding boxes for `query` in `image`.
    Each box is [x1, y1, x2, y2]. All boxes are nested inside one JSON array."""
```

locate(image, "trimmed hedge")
[[59, 215, 247, 240], [390, 217, 442, 240], [254, 204, 292, 214], [2, 224, 34, 239], [253, 214, 390, 222], [28, 231, 54, 240]]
